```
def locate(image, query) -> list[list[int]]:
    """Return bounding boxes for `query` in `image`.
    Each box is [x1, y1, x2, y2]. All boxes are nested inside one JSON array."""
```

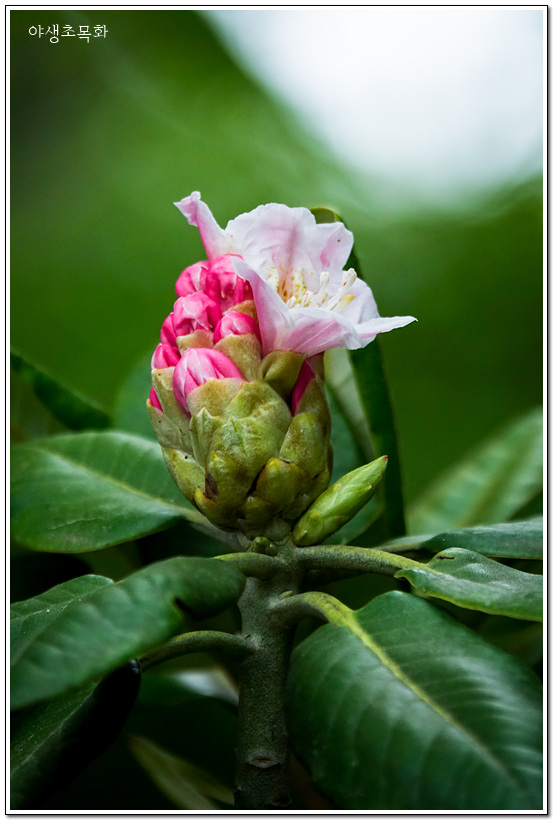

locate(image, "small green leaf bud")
[[292, 456, 388, 546]]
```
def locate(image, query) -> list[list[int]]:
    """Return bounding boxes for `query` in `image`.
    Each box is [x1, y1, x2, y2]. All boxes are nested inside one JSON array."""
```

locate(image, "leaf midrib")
[[11, 582, 114, 665], [340, 610, 532, 801], [30, 442, 192, 516]]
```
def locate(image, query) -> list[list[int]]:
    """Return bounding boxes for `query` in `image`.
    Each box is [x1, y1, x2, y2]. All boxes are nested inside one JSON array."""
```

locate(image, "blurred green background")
[[10, 9, 542, 502]]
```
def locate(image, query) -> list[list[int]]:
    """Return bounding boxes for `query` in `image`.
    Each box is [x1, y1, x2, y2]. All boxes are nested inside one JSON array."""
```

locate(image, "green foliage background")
[[11, 9, 542, 501]]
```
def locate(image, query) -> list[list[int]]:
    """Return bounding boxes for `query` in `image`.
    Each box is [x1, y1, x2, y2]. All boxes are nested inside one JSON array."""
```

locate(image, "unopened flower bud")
[[175, 260, 209, 297], [173, 292, 222, 337], [151, 343, 180, 370], [292, 456, 388, 546], [149, 386, 162, 411], [291, 360, 316, 415], [213, 311, 260, 343], [206, 255, 252, 309], [160, 314, 178, 348], [173, 348, 244, 415]]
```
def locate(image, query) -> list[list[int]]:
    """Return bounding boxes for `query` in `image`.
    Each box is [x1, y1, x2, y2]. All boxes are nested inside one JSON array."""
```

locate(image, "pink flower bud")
[[175, 261, 209, 297], [151, 343, 180, 370], [291, 360, 316, 415], [173, 348, 244, 415], [173, 292, 222, 337], [149, 386, 163, 411], [160, 313, 177, 348], [213, 310, 261, 344], [206, 255, 253, 310]]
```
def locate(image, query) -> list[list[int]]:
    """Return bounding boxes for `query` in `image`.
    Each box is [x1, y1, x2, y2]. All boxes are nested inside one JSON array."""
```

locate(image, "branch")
[[296, 544, 424, 576], [215, 551, 285, 579], [140, 630, 251, 671]]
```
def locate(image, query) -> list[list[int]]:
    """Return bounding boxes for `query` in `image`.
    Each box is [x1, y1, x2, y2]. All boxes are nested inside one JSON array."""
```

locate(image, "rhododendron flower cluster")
[[148, 193, 414, 539]]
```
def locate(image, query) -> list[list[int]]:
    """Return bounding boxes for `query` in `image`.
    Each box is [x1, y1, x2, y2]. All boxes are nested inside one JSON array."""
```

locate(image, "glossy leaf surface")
[[287, 591, 542, 809], [11, 557, 245, 709], [396, 548, 542, 621], [409, 408, 543, 534], [422, 517, 543, 559], [11, 431, 203, 552]]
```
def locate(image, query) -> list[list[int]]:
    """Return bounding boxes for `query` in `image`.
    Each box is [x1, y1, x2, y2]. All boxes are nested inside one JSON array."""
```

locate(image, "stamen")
[[276, 267, 357, 313]]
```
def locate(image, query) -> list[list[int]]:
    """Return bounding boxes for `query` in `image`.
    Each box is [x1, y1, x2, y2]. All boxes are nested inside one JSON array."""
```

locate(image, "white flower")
[[175, 192, 416, 357]]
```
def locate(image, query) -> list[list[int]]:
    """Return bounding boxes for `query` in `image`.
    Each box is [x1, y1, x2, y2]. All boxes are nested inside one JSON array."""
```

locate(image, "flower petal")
[[291, 360, 316, 415], [232, 258, 293, 354], [225, 204, 332, 288], [174, 192, 231, 260], [173, 292, 222, 336], [160, 313, 177, 347], [312, 221, 353, 272], [152, 343, 181, 369], [149, 387, 163, 411], [175, 261, 209, 297], [356, 314, 417, 340]]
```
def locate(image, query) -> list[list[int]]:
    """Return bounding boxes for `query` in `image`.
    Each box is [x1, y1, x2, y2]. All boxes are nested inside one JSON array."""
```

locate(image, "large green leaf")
[[409, 408, 543, 534], [324, 386, 381, 543], [422, 517, 543, 559], [11, 431, 208, 552], [287, 591, 542, 810], [316, 207, 406, 539], [11, 350, 110, 431], [396, 549, 542, 622], [324, 348, 374, 463], [129, 735, 233, 809], [349, 340, 406, 538], [11, 557, 245, 710], [10, 661, 141, 809], [11, 575, 113, 659]]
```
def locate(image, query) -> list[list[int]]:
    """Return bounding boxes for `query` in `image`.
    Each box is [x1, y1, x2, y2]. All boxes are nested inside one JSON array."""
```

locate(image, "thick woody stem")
[[234, 540, 301, 810]]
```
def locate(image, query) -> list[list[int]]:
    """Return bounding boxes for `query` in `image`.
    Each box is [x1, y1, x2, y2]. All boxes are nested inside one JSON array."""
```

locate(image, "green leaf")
[[315, 207, 406, 539], [10, 557, 245, 710], [409, 408, 543, 534], [11, 575, 114, 655], [422, 517, 543, 559], [324, 348, 374, 463], [287, 591, 542, 810], [326, 383, 365, 483], [349, 340, 406, 538], [129, 735, 233, 809], [139, 663, 238, 708], [10, 661, 141, 809], [11, 431, 207, 552], [396, 549, 542, 621], [11, 350, 110, 431]]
